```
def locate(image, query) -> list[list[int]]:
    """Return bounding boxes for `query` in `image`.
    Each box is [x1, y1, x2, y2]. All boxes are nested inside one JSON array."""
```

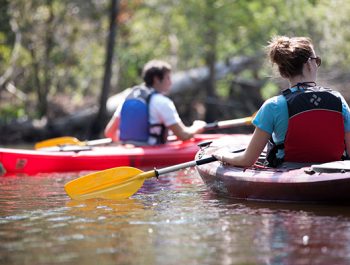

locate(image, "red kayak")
[[0, 134, 226, 176], [196, 136, 350, 203]]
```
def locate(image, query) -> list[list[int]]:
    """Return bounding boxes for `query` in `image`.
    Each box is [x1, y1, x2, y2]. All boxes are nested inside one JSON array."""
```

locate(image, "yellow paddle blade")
[[64, 167, 156, 200], [35, 136, 82, 149]]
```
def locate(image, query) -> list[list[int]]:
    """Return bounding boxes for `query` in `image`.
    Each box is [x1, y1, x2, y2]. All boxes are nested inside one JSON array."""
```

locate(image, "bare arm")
[[104, 115, 120, 142], [213, 127, 271, 167], [168, 120, 207, 141]]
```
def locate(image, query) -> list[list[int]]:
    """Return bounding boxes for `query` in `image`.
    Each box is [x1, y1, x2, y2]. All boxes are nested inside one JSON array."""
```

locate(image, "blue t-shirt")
[[252, 88, 350, 158]]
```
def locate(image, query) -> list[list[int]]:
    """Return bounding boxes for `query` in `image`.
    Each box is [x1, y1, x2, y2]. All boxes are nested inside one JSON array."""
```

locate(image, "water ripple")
[[1, 170, 350, 265]]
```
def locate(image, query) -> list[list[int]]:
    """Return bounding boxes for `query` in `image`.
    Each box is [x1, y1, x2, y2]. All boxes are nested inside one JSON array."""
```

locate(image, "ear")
[[304, 60, 312, 73], [153, 75, 160, 84], [152, 76, 161, 89]]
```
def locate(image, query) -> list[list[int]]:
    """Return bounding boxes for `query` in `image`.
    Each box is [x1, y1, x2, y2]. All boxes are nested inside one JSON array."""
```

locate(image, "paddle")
[[204, 115, 253, 130], [64, 148, 245, 200], [36, 113, 254, 150], [35, 137, 113, 150]]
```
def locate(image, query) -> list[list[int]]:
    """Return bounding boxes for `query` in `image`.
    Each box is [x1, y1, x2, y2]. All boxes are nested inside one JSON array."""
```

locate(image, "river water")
[[1, 168, 350, 265]]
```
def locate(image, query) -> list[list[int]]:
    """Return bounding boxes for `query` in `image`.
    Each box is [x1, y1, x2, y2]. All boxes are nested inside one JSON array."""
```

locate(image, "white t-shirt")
[[113, 89, 181, 145], [149, 93, 181, 127]]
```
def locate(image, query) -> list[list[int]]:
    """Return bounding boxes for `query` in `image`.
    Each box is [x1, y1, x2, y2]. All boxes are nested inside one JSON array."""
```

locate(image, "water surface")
[[1, 168, 350, 265]]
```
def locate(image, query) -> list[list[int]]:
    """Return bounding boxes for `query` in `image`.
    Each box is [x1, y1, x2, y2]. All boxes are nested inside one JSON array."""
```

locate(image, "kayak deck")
[[0, 134, 228, 175], [196, 137, 350, 203]]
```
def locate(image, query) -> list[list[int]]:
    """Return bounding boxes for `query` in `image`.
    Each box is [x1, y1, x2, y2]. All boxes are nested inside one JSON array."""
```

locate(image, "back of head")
[[267, 36, 314, 78], [142, 60, 172, 87]]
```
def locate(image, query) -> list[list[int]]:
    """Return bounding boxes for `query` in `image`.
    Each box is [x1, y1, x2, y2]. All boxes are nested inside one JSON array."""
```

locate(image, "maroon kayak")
[[196, 136, 350, 203]]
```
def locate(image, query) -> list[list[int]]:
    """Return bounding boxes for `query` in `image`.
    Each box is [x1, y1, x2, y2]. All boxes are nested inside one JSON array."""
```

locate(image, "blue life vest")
[[119, 85, 167, 144]]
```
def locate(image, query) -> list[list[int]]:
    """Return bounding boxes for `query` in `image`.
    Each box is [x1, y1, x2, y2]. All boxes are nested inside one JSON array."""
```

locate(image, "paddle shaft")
[[205, 116, 253, 130], [155, 156, 216, 176], [37, 114, 253, 150], [35, 136, 113, 150], [86, 138, 113, 146], [151, 148, 246, 178]]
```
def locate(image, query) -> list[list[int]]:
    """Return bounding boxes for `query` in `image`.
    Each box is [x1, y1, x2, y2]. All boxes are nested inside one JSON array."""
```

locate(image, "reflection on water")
[[1, 168, 350, 265]]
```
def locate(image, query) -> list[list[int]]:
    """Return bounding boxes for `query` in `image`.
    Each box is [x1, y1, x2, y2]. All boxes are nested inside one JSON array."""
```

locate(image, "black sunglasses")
[[309, 56, 322, 67]]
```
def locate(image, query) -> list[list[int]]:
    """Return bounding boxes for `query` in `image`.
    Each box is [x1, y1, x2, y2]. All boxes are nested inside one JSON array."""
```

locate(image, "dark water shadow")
[[201, 191, 350, 218]]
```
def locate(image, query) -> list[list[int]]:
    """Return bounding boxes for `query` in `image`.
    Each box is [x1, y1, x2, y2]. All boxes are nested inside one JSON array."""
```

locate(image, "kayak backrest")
[[311, 161, 350, 173]]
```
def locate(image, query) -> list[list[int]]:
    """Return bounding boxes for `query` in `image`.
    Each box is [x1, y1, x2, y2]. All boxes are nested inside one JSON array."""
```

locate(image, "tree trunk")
[[89, 0, 119, 139], [42, 0, 54, 118], [204, 28, 217, 122], [170, 56, 260, 95], [30, 48, 43, 116]]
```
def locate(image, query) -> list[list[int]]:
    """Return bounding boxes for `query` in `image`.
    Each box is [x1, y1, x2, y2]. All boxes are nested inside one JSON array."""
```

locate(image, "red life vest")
[[283, 86, 345, 163]]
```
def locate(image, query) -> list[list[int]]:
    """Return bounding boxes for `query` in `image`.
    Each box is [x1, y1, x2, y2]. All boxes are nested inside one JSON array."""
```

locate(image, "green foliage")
[[2, 0, 350, 120], [0, 0, 13, 75], [0, 102, 25, 122], [261, 82, 279, 100], [0, 0, 13, 43], [0, 33, 11, 62], [314, 0, 350, 69]]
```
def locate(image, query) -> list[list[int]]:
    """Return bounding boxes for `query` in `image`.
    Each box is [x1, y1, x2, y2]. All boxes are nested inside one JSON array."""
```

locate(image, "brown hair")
[[142, 60, 172, 87], [267, 36, 314, 78]]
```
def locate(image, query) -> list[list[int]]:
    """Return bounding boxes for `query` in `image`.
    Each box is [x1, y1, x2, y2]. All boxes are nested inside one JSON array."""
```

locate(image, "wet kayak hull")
[[196, 137, 350, 203]]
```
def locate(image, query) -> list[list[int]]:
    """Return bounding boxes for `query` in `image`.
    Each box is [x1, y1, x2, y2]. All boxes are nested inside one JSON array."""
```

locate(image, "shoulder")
[[253, 94, 288, 135], [151, 93, 174, 105], [256, 95, 285, 118], [149, 94, 178, 116], [261, 95, 286, 110], [315, 87, 348, 107], [312, 86, 344, 98], [327, 89, 345, 99]]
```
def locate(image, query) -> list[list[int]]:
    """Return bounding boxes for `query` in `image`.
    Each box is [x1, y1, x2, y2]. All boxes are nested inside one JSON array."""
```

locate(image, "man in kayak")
[[104, 60, 206, 145], [214, 36, 350, 167]]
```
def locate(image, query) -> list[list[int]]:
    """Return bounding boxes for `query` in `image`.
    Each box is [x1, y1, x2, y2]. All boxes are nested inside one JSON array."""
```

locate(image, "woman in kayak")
[[214, 36, 350, 167], [104, 60, 206, 145]]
